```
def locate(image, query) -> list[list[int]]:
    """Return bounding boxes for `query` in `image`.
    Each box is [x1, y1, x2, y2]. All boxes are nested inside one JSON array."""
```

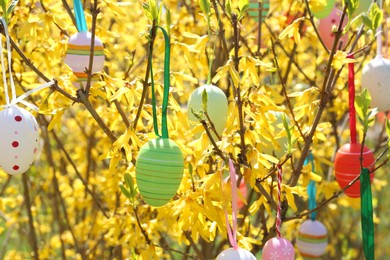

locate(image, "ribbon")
[[0, 17, 54, 111], [276, 164, 282, 238], [360, 168, 374, 260], [73, 0, 87, 32], [304, 153, 317, 220], [347, 53, 357, 144], [219, 159, 239, 250], [149, 26, 170, 139]]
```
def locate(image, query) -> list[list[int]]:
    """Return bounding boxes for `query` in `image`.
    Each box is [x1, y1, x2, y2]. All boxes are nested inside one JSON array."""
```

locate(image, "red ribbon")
[[347, 53, 357, 144]]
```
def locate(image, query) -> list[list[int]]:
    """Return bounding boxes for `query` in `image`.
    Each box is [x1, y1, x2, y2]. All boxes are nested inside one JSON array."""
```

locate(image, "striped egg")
[[136, 138, 184, 207], [248, 0, 270, 22], [0, 106, 39, 175], [64, 31, 104, 88], [297, 220, 328, 259], [334, 143, 375, 198]]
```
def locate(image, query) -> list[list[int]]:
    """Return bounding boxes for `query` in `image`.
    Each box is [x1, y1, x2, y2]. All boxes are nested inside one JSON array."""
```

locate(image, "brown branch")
[[22, 173, 40, 260]]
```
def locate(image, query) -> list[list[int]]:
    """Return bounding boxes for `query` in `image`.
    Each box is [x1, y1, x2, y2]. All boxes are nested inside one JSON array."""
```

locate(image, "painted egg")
[[262, 111, 290, 158], [262, 237, 295, 260], [297, 220, 328, 258], [318, 8, 348, 50], [248, 0, 270, 22], [0, 106, 40, 175], [216, 247, 256, 260], [334, 143, 375, 198], [64, 31, 105, 88], [361, 56, 390, 111], [136, 138, 184, 207], [187, 84, 228, 138], [312, 0, 336, 18]]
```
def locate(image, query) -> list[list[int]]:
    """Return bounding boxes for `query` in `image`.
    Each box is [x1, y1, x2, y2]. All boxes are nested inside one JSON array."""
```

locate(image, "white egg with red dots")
[[0, 106, 40, 175]]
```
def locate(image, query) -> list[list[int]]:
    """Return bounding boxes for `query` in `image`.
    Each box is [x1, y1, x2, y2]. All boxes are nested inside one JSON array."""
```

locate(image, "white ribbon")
[[0, 17, 54, 111]]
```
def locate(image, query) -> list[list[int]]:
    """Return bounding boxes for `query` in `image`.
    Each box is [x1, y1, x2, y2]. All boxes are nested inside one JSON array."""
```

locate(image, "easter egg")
[[312, 0, 336, 19], [318, 8, 348, 50], [0, 106, 40, 175], [262, 237, 295, 260], [248, 0, 270, 22], [187, 84, 228, 137], [361, 56, 390, 111], [216, 247, 256, 260], [262, 111, 290, 158], [355, 0, 371, 15], [334, 143, 375, 198], [64, 31, 105, 88], [297, 220, 328, 259], [224, 175, 248, 209], [136, 138, 184, 207]]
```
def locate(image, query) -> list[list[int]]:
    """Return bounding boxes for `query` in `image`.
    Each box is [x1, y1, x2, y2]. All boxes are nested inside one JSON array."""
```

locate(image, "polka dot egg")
[[297, 220, 328, 258], [216, 247, 256, 260], [318, 7, 348, 50], [0, 106, 39, 175], [64, 31, 105, 88], [136, 138, 184, 207], [262, 237, 295, 260]]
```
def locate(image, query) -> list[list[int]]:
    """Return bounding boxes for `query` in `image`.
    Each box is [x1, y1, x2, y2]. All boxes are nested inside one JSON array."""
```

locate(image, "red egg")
[[334, 143, 375, 198], [318, 8, 348, 50]]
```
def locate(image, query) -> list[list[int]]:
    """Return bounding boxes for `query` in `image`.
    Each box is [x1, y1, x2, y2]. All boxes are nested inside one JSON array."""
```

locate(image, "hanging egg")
[[248, 0, 270, 22], [318, 7, 348, 50], [262, 237, 295, 260], [187, 84, 228, 138], [297, 220, 328, 259], [262, 111, 290, 158], [0, 106, 40, 175], [136, 138, 184, 207], [334, 143, 375, 198], [64, 31, 105, 88], [312, 0, 336, 18], [216, 247, 256, 260], [361, 56, 390, 111]]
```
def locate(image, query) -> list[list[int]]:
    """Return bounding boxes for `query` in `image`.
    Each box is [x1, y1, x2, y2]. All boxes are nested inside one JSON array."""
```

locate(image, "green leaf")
[[199, 0, 210, 16], [344, 0, 358, 18], [202, 89, 208, 113], [386, 119, 390, 138], [0, 0, 7, 22], [119, 184, 132, 199], [142, 3, 153, 22], [166, 6, 171, 35], [370, 2, 383, 31], [238, 0, 249, 20], [226, 0, 232, 18], [7, 0, 18, 16], [362, 13, 373, 31], [282, 113, 292, 154]]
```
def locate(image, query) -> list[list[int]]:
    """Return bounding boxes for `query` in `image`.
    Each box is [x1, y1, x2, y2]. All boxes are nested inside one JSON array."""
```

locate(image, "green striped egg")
[[136, 138, 184, 207], [248, 0, 270, 22], [297, 220, 328, 259]]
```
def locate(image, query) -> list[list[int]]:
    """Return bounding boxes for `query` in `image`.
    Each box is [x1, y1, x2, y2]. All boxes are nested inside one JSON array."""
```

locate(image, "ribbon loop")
[[73, 0, 87, 32], [149, 26, 170, 139], [360, 168, 374, 260], [0, 17, 55, 111], [304, 153, 317, 220], [347, 53, 357, 144]]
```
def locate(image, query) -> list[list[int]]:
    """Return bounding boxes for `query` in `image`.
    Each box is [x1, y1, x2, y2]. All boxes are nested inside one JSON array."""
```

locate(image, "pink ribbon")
[[276, 164, 282, 238], [220, 159, 239, 250]]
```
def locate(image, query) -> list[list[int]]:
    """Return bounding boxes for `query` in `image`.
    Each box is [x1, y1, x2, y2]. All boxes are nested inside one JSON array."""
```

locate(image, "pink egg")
[[0, 106, 40, 175], [318, 8, 348, 50], [216, 247, 256, 260], [262, 237, 295, 260]]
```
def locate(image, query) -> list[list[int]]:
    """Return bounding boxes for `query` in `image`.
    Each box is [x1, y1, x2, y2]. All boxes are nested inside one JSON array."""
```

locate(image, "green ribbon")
[[360, 168, 374, 260], [149, 26, 170, 139], [304, 153, 317, 220], [73, 0, 87, 32]]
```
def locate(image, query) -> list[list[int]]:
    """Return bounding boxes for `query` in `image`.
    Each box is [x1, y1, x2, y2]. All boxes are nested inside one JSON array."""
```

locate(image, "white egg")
[[216, 247, 256, 260], [361, 56, 390, 111], [0, 106, 40, 175]]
